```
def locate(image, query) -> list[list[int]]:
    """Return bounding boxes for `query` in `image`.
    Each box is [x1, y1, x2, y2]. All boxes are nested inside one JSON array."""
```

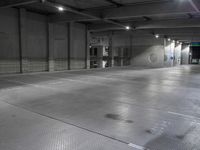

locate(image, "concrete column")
[[98, 46, 103, 68], [19, 8, 27, 73], [130, 35, 133, 66], [181, 44, 190, 65], [85, 28, 90, 69], [48, 23, 54, 72], [109, 32, 114, 67], [164, 39, 175, 67], [68, 22, 73, 70], [120, 48, 124, 66], [174, 43, 182, 66]]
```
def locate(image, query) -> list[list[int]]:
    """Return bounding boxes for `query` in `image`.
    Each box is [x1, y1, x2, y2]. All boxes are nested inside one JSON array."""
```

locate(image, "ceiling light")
[[177, 41, 180, 44], [155, 34, 159, 38], [168, 38, 171, 42], [58, 6, 64, 12], [126, 26, 130, 30]]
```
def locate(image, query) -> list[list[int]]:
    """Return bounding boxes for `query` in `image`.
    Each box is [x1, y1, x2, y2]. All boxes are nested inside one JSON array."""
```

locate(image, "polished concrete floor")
[[0, 65, 200, 150]]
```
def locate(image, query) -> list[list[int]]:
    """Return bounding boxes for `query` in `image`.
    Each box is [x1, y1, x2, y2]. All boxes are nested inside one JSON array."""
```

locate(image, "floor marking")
[[168, 111, 200, 120], [128, 143, 147, 150], [4, 79, 200, 124], [48, 81, 63, 85], [4, 79, 58, 90], [36, 74, 108, 86], [1, 100, 140, 149]]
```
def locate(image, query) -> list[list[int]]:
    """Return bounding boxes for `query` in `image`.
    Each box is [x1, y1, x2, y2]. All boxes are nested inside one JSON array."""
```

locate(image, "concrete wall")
[[53, 23, 69, 71], [25, 12, 48, 72], [0, 8, 87, 74], [112, 33, 131, 66], [0, 8, 20, 74], [91, 32, 165, 68], [0, 8, 191, 74], [131, 36, 164, 67], [70, 23, 86, 69]]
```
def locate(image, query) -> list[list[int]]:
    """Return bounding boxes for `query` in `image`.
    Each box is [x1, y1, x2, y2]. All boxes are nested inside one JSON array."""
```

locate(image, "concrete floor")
[[0, 65, 200, 150]]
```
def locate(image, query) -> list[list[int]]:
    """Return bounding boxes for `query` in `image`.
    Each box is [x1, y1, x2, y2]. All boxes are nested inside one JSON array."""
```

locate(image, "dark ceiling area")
[[0, 0, 200, 42]]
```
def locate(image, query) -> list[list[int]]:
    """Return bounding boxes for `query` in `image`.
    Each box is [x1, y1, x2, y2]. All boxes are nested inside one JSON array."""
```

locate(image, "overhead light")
[[168, 38, 171, 42], [177, 41, 180, 44], [172, 40, 175, 43], [155, 34, 159, 38], [57, 6, 64, 12], [126, 26, 130, 30]]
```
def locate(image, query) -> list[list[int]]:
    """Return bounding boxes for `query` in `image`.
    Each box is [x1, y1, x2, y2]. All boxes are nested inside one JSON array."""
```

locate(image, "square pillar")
[[19, 8, 28, 73], [48, 23, 55, 72]]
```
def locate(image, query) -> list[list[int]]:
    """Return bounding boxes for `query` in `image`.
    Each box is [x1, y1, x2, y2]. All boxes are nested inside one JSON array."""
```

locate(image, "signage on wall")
[[191, 42, 200, 47]]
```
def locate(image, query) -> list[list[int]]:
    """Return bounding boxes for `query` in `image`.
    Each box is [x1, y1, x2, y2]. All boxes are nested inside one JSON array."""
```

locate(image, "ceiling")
[[0, 0, 200, 42]]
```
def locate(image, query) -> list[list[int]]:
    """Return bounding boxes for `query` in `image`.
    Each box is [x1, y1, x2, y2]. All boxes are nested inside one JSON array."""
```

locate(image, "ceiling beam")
[[49, 1, 198, 23], [188, 0, 200, 12], [88, 18, 200, 32], [104, 0, 123, 7], [102, 1, 197, 19], [135, 18, 200, 29], [44, 0, 127, 28], [0, 0, 41, 8], [92, 28, 200, 42]]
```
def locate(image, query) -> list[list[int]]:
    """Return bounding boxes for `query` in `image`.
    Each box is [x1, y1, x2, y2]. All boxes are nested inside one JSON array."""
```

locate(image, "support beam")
[[19, 8, 27, 73], [105, 0, 123, 7], [44, 0, 127, 29], [88, 18, 200, 32], [0, 0, 40, 8], [48, 13, 96, 23], [188, 0, 200, 12], [109, 31, 114, 67], [49, 1, 198, 23], [85, 26, 90, 69], [48, 23, 55, 72], [102, 1, 197, 19], [68, 22, 73, 70], [136, 18, 200, 29]]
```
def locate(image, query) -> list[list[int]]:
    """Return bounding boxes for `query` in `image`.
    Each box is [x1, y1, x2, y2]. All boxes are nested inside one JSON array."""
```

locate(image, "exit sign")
[[191, 42, 200, 47]]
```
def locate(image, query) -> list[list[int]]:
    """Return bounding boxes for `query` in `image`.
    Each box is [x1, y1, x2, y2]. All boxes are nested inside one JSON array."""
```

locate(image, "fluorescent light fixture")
[[126, 26, 130, 30], [155, 34, 159, 38], [58, 6, 64, 11]]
